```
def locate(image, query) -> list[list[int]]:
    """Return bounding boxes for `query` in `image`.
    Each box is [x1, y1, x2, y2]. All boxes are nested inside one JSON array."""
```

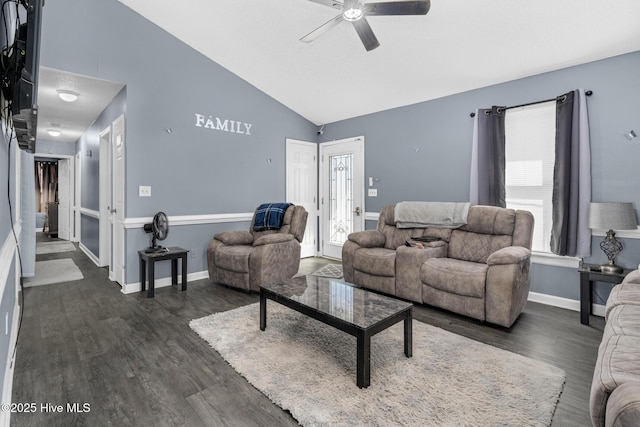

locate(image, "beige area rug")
[[190, 303, 565, 426], [36, 241, 77, 255], [24, 259, 84, 287], [310, 263, 343, 279]]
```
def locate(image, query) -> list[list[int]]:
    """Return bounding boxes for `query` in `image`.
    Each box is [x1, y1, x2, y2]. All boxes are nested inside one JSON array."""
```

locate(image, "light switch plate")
[[139, 186, 151, 197], [368, 189, 377, 197]]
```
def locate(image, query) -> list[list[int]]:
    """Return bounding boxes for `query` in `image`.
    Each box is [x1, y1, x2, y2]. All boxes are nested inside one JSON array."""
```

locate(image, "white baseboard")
[[528, 291, 605, 317], [1, 301, 21, 427], [79, 243, 100, 267], [120, 270, 209, 295]]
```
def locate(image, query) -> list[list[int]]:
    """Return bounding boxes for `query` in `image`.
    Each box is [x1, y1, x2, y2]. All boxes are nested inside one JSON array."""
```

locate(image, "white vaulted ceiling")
[[36, 1, 640, 144], [116, 0, 640, 125]]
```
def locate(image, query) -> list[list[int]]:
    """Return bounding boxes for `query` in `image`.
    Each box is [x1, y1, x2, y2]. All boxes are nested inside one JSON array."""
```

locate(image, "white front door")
[[111, 114, 126, 285], [286, 139, 317, 258], [57, 159, 71, 240], [320, 136, 365, 259]]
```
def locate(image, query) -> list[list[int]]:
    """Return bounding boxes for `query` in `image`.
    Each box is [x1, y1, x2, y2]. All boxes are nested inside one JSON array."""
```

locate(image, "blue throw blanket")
[[253, 203, 293, 232]]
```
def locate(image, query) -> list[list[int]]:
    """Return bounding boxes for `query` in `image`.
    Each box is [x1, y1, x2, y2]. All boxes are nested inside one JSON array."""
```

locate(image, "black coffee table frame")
[[260, 281, 412, 388]]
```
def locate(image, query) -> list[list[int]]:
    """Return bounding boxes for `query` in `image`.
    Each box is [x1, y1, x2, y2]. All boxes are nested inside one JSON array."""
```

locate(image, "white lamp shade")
[[588, 202, 638, 230]]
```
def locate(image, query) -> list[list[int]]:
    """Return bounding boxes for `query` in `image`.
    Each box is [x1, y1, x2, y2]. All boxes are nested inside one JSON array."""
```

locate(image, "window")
[[504, 101, 556, 253]]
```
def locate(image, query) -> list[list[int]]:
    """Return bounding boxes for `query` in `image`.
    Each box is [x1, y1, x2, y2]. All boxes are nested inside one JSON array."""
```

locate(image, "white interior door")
[[99, 127, 111, 267], [74, 152, 81, 242], [57, 159, 70, 240], [111, 114, 126, 285], [320, 136, 365, 259], [286, 138, 317, 258]]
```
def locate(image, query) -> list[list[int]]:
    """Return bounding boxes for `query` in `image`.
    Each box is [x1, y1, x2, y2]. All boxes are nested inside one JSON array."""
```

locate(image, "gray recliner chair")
[[207, 204, 308, 292]]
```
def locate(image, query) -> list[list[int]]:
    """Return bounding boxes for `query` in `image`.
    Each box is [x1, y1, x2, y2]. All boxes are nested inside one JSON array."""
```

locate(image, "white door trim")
[[57, 158, 71, 240], [111, 114, 126, 285], [32, 152, 76, 241], [74, 152, 81, 242], [99, 126, 112, 267]]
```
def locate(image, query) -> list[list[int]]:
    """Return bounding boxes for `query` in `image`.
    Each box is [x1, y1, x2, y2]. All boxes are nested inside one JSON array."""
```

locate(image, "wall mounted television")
[[0, 0, 43, 153]]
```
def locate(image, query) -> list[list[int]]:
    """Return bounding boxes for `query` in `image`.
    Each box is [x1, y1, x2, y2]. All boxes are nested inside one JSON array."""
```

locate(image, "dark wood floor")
[[11, 235, 603, 426]]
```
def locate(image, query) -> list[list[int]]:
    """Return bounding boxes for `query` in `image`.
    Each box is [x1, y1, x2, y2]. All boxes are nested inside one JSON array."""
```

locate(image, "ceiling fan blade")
[[365, 0, 430, 16], [351, 17, 380, 51], [306, 0, 344, 10], [300, 14, 345, 43]]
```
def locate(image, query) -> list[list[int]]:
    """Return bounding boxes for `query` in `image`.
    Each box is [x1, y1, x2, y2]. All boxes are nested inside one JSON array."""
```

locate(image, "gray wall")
[[36, 0, 640, 301], [75, 86, 127, 258], [322, 51, 640, 301], [77, 86, 127, 213], [38, 0, 317, 283], [36, 138, 75, 157]]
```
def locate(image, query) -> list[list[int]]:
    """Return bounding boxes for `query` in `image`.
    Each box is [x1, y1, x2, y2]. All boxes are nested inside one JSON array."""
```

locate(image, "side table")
[[138, 246, 189, 298], [578, 263, 633, 325]]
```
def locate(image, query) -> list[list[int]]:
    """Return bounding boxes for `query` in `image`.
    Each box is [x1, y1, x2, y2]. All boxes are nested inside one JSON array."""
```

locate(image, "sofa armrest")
[[214, 230, 254, 246], [605, 382, 640, 427], [253, 233, 294, 246], [485, 246, 532, 327], [487, 246, 530, 266], [249, 238, 301, 288], [348, 230, 385, 248], [622, 269, 640, 285]]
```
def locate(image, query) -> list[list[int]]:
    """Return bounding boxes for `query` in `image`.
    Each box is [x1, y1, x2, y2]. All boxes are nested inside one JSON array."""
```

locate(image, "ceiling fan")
[[300, 0, 431, 51]]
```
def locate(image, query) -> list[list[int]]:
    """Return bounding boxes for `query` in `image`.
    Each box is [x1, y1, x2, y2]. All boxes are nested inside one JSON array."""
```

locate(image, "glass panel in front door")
[[329, 153, 354, 246]]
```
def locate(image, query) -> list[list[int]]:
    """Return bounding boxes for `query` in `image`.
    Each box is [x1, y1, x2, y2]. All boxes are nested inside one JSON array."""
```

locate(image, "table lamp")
[[588, 202, 638, 273]]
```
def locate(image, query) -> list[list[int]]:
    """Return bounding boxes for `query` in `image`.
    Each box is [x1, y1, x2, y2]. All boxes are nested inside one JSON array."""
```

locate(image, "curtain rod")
[[469, 90, 593, 117]]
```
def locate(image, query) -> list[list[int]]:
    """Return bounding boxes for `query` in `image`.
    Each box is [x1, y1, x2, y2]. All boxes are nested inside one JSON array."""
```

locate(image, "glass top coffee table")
[[259, 275, 413, 388]]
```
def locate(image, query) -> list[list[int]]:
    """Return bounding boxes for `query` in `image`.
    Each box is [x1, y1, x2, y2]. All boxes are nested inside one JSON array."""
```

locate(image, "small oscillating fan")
[[143, 212, 169, 253]]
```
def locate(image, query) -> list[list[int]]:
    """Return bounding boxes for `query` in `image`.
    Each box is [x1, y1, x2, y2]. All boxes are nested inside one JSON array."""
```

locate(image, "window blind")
[[504, 101, 556, 253]]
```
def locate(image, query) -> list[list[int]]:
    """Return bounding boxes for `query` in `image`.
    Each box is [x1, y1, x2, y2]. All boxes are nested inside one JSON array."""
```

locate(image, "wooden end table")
[[578, 263, 633, 325], [138, 246, 188, 298]]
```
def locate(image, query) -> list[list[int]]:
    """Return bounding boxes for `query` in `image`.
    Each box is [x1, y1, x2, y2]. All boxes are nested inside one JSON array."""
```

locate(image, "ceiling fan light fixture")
[[57, 89, 79, 102], [343, 7, 363, 21], [343, 0, 365, 21]]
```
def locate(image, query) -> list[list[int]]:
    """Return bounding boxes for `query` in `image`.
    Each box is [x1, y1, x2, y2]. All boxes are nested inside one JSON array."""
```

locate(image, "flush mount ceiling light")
[[57, 89, 79, 102], [47, 129, 61, 137]]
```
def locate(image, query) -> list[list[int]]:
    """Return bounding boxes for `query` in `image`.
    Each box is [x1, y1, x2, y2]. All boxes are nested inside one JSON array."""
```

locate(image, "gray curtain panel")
[[550, 89, 592, 257], [469, 106, 506, 207], [35, 161, 57, 213]]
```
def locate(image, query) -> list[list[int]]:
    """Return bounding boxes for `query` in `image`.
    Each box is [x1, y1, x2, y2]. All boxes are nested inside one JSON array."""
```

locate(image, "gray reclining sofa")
[[342, 204, 534, 328]]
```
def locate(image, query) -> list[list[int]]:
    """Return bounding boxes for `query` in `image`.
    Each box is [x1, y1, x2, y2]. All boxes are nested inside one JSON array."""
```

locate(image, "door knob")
[[354, 206, 361, 216]]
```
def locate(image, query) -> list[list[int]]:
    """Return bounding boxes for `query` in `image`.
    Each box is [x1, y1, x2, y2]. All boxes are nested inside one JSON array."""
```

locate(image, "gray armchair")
[[207, 205, 308, 292]]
